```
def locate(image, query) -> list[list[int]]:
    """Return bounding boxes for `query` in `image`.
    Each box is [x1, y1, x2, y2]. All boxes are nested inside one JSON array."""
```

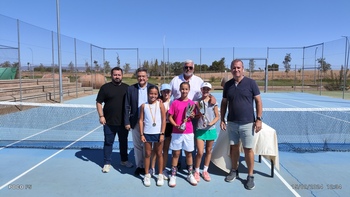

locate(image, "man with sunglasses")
[[170, 60, 204, 101]]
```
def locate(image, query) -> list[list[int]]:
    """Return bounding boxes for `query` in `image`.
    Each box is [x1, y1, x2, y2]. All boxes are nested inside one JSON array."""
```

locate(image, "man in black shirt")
[[96, 67, 133, 173]]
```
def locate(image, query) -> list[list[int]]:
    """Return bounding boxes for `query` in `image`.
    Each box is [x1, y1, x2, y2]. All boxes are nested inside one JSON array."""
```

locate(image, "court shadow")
[[112, 149, 136, 176], [74, 148, 137, 176], [75, 148, 104, 168]]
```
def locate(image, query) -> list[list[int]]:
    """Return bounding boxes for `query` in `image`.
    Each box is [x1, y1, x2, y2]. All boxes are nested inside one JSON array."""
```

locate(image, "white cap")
[[160, 84, 171, 91], [201, 82, 212, 89]]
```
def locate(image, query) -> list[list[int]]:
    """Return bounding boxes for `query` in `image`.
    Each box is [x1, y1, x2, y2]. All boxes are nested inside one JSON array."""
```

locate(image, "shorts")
[[226, 121, 256, 149], [195, 128, 217, 141], [144, 134, 161, 143], [170, 133, 194, 152], [164, 123, 173, 138]]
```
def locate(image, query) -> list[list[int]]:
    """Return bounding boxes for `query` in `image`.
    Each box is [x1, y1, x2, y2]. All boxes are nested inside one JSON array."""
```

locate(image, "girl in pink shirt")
[[168, 82, 197, 187]]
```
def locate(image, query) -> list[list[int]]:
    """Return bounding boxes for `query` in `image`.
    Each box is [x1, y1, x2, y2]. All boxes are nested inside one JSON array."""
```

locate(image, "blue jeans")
[[103, 125, 129, 164]]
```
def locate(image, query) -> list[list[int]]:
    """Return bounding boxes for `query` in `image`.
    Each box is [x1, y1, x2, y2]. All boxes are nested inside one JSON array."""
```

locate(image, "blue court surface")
[[0, 92, 349, 197]]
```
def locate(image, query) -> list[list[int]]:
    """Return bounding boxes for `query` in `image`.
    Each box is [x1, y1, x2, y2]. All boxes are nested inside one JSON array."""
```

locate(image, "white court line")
[[0, 110, 96, 150], [0, 124, 102, 190], [261, 157, 301, 197]]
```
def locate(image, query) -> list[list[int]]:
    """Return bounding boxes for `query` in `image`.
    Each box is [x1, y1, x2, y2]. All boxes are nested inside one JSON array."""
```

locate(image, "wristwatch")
[[256, 117, 263, 121]]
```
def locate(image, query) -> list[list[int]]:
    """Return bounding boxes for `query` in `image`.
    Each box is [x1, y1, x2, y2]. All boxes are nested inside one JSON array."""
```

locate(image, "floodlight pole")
[[314, 47, 318, 84], [342, 36, 349, 99], [56, 0, 63, 103]]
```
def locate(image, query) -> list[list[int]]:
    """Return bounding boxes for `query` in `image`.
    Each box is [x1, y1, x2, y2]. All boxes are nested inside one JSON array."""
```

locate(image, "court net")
[[0, 101, 104, 149], [263, 108, 350, 152], [1, 102, 350, 152]]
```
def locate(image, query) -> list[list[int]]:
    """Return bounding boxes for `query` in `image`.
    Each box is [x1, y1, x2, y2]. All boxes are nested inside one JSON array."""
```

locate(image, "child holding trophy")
[[194, 82, 219, 182], [168, 82, 197, 187]]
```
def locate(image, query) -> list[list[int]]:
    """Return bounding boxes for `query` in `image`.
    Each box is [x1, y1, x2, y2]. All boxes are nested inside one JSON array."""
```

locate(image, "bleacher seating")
[[0, 78, 93, 102]]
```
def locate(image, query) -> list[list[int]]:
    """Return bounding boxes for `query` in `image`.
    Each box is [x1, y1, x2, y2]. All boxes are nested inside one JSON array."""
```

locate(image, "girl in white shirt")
[[139, 85, 166, 187]]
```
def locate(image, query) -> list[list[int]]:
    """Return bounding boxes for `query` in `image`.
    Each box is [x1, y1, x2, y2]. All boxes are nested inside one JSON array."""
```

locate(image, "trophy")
[[199, 100, 209, 127], [179, 103, 195, 131]]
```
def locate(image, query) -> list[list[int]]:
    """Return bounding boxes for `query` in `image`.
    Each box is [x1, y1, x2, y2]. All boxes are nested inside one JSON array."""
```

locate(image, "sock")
[[203, 165, 208, 172], [195, 167, 200, 173], [187, 165, 193, 174], [171, 166, 177, 176]]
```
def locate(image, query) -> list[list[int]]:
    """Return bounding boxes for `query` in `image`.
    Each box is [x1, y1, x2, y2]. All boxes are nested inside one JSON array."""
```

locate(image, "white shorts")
[[170, 133, 194, 152]]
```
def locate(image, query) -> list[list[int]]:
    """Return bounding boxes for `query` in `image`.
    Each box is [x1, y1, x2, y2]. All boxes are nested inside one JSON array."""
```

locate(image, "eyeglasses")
[[184, 66, 194, 70]]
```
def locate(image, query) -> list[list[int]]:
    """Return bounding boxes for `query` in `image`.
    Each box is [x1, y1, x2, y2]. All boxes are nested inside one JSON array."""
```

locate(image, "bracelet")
[[99, 115, 104, 117], [160, 133, 164, 135]]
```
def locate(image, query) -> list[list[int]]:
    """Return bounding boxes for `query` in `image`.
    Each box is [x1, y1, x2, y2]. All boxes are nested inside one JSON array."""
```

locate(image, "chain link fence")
[[1, 14, 349, 101]]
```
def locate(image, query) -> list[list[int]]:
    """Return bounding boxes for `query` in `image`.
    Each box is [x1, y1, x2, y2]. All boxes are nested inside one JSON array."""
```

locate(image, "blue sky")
[[1, 0, 349, 48], [0, 0, 349, 69]]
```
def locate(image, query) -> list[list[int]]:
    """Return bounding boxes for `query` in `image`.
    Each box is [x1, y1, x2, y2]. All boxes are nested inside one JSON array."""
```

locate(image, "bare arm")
[[139, 104, 146, 142], [220, 98, 228, 131], [209, 105, 220, 126], [209, 94, 217, 105], [96, 102, 106, 125], [254, 95, 263, 133], [159, 102, 166, 142]]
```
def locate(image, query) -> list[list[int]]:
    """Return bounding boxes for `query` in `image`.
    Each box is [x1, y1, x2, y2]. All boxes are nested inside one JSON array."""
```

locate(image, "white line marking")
[[0, 125, 102, 190], [0, 110, 96, 150], [261, 157, 301, 197]]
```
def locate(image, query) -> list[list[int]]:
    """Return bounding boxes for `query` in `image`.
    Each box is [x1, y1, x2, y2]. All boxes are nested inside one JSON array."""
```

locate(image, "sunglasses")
[[184, 66, 194, 70]]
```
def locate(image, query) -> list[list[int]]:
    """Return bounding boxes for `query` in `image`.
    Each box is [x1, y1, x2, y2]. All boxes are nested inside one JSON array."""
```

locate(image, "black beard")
[[113, 78, 121, 84]]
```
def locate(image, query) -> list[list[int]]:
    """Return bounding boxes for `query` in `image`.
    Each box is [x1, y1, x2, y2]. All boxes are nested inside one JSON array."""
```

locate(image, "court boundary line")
[[261, 157, 301, 197], [0, 110, 96, 150], [0, 125, 102, 190]]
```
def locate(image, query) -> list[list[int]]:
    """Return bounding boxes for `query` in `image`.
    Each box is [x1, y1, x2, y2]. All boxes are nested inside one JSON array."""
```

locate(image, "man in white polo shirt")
[[170, 60, 204, 101]]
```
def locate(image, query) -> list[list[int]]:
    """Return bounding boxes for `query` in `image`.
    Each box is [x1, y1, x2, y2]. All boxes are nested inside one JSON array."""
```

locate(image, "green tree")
[[196, 64, 209, 73], [85, 61, 91, 73], [249, 59, 255, 73], [268, 63, 279, 71], [116, 54, 120, 67], [68, 61, 75, 73], [0, 61, 12, 67], [171, 61, 183, 75], [142, 60, 150, 71], [283, 53, 292, 74], [317, 58, 331, 73], [123, 63, 131, 74], [209, 57, 226, 72], [93, 60, 100, 73], [37, 63, 45, 74], [104, 61, 111, 75]]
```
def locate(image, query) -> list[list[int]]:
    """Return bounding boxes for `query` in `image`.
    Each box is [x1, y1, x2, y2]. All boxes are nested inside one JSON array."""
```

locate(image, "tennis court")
[[0, 92, 349, 196]]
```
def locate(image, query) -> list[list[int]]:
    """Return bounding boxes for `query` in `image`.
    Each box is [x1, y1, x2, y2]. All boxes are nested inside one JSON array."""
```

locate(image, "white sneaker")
[[162, 170, 169, 180], [102, 164, 111, 173], [143, 174, 151, 187], [169, 175, 176, 187], [157, 174, 164, 186], [120, 161, 134, 168], [187, 174, 198, 186]]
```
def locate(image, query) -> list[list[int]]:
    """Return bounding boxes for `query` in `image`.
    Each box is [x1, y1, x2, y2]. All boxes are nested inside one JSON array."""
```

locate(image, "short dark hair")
[[111, 67, 123, 75], [136, 67, 148, 74], [230, 59, 244, 69]]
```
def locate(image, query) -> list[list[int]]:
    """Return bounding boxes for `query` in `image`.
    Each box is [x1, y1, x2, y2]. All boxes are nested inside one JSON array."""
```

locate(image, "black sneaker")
[[245, 175, 255, 190], [225, 169, 237, 182]]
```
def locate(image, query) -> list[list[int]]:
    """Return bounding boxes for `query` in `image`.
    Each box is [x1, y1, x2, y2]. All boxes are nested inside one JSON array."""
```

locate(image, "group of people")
[[96, 59, 262, 190]]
